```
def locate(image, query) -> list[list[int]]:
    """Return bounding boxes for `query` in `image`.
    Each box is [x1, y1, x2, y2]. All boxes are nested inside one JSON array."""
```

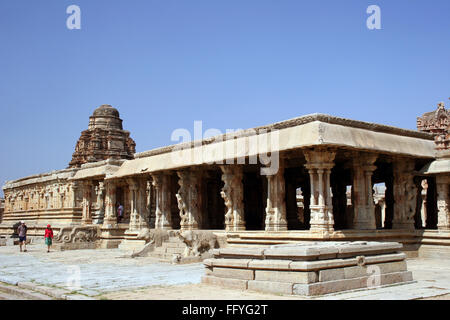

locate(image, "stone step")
[[0, 283, 53, 300], [152, 247, 167, 253], [0, 292, 27, 300], [165, 247, 184, 254], [167, 237, 183, 243], [147, 252, 177, 260], [164, 242, 186, 249]]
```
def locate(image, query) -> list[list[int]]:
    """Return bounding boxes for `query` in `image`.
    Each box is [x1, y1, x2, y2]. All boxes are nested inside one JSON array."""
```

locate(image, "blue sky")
[[1, 0, 449, 196]]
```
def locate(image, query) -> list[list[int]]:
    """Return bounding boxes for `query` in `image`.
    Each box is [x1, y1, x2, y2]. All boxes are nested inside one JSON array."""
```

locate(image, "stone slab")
[[247, 280, 293, 295], [255, 270, 317, 284], [208, 258, 251, 268], [293, 271, 413, 296], [286, 252, 406, 271], [318, 261, 407, 282], [201, 275, 248, 290], [248, 259, 291, 270], [214, 242, 402, 261], [210, 267, 254, 280]]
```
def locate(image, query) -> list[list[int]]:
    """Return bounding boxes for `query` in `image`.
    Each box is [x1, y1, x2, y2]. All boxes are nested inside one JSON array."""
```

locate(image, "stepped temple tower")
[[68, 105, 136, 168]]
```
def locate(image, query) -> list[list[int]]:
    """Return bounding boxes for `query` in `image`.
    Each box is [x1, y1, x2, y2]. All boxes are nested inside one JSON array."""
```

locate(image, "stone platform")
[[202, 241, 413, 296]]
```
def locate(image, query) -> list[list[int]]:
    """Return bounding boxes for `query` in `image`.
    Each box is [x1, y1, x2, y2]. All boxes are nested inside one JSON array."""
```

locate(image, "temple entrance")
[[285, 166, 310, 230], [243, 169, 266, 230], [373, 160, 393, 229], [331, 162, 352, 230], [424, 177, 438, 229], [170, 173, 181, 229], [203, 170, 225, 230], [116, 186, 126, 223]]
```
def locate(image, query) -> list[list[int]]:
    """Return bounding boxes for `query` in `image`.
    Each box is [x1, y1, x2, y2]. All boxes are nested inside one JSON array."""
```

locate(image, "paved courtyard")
[[0, 244, 449, 300]]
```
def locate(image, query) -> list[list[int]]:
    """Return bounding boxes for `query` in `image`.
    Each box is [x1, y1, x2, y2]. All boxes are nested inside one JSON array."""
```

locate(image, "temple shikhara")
[[1, 101, 450, 264]]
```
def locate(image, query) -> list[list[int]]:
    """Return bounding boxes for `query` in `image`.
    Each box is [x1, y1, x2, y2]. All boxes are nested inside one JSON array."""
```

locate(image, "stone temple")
[[1, 101, 450, 262]]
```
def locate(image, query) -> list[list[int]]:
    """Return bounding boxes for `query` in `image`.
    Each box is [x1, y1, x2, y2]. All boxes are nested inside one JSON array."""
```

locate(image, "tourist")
[[17, 221, 28, 252], [117, 203, 124, 223], [44, 224, 53, 253]]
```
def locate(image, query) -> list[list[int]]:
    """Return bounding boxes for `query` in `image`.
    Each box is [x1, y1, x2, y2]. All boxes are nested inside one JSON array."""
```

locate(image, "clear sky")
[[1, 0, 449, 196]]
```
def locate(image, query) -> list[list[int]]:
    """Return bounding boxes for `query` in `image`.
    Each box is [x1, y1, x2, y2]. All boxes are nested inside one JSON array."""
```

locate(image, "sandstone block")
[[217, 248, 265, 258], [254, 270, 317, 284], [248, 280, 293, 295], [319, 268, 346, 282], [211, 267, 255, 280], [344, 261, 407, 279], [289, 257, 357, 271], [248, 259, 291, 270], [211, 258, 251, 268], [201, 275, 248, 290]]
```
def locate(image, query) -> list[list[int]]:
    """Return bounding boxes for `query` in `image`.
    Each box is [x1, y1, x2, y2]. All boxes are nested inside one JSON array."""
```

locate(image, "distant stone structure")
[[417, 101, 450, 150], [68, 105, 135, 168]]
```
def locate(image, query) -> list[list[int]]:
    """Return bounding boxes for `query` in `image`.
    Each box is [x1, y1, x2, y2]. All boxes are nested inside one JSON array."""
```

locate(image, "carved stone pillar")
[[103, 181, 117, 226], [81, 181, 93, 225], [304, 147, 336, 232], [176, 170, 203, 230], [127, 178, 140, 231], [352, 153, 378, 230], [392, 159, 417, 230], [436, 175, 450, 230], [137, 178, 150, 229], [420, 179, 428, 228], [220, 165, 245, 231], [152, 173, 172, 230], [265, 159, 288, 231], [70, 181, 80, 208], [147, 180, 156, 228], [93, 181, 105, 224]]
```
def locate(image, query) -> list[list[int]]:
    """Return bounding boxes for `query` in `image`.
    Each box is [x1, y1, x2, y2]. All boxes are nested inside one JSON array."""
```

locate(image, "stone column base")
[[392, 221, 415, 230], [265, 223, 288, 232]]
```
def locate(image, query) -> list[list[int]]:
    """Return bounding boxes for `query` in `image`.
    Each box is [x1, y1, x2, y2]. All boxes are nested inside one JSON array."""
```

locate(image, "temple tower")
[[68, 105, 136, 168]]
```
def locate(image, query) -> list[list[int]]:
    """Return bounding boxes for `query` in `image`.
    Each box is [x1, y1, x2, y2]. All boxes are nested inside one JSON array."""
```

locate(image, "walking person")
[[17, 221, 28, 252], [44, 224, 54, 253], [117, 203, 124, 223]]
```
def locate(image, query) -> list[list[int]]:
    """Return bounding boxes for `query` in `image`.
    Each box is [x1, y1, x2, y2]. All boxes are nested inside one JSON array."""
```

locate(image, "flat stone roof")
[[135, 113, 434, 159], [109, 114, 436, 179]]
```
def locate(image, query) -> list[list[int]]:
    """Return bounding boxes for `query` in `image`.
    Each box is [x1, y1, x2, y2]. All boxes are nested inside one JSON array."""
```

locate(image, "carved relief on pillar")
[[103, 181, 117, 226], [265, 159, 288, 231], [70, 181, 81, 209], [436, 175, 450, 230], [127, 178, 140, 231], [146, 180, 156, 228], [152, 173, 172, 230], [93, 181, 105, 224], [176, 170, 203, 230], [392, 158, 417, 230], [137, 178, 150, 229], [351, 152, 378, 230], [220, 165, 245, 231], [304, 147, 336, 232], [176, 171, 190, 229], [81, 181, 93, 225], [419, 179, 428, 228]]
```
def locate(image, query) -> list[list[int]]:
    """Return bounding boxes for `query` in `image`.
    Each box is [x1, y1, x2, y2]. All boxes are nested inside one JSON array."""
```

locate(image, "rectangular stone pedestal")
[[201, 241, 413, 296]]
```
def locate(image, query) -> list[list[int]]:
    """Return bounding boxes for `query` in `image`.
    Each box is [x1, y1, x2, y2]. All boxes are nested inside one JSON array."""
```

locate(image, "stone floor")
[[0, 244, 448, 300]]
